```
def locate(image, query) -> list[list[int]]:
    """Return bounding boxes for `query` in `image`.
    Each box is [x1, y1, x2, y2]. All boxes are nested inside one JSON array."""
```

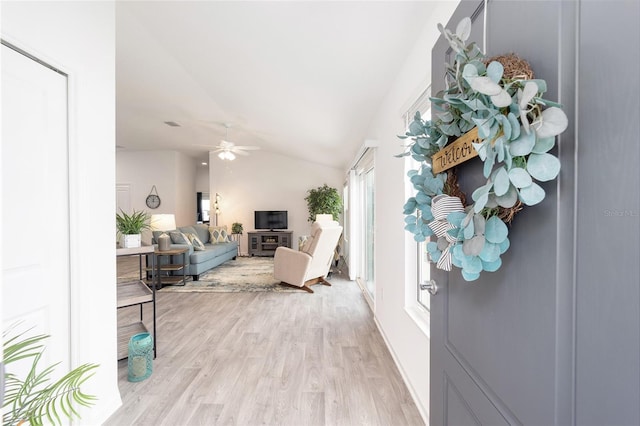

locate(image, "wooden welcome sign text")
[[432, 127, 480, 174]]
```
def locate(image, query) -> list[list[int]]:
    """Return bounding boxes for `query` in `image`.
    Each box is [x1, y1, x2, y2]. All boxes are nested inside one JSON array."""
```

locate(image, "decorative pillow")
[[187, 233, 206, 251], [169, 231, 193, 248], [209, 226, 230, 244]]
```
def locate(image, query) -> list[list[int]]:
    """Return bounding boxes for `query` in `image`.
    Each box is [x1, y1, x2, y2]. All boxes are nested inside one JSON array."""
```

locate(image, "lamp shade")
[[150, 214, 176, 231]]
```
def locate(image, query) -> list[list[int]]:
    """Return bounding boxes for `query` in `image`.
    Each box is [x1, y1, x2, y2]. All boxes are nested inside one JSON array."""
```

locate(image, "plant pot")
[[121, 233, 141, 248]]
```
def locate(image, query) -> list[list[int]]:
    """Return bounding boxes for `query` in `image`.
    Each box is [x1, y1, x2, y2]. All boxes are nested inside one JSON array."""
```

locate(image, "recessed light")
[[201, 162, 208, 166], [164, 121, 181, 127]]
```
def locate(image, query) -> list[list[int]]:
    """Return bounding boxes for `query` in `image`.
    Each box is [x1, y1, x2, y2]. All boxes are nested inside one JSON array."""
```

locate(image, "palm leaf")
[[3, 324, 99, 426]]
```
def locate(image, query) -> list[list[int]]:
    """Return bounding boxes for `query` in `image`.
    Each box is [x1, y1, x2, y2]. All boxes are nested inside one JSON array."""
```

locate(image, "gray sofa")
[[151, 223, 238, 281]]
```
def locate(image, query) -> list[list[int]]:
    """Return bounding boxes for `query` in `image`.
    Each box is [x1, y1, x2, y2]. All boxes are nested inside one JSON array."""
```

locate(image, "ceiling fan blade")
[[231, 149, 250, 155], [233, 145, 260, 150]]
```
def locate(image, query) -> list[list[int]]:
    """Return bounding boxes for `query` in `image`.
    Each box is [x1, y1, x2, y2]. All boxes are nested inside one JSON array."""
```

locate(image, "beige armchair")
[[274, 220, 343, 293]]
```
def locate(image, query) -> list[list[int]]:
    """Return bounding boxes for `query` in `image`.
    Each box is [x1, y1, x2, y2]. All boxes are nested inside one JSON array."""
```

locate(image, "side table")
[[116, 245, 157, 359], [152, 247, 188, 288]]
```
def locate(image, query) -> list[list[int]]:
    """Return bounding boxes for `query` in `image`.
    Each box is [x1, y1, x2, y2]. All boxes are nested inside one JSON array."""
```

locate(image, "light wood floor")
[[105, 257, 424, 426]]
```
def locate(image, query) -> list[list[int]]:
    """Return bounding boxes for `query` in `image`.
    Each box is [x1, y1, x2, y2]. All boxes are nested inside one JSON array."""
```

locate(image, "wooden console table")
[[248, 231, 292, 257]]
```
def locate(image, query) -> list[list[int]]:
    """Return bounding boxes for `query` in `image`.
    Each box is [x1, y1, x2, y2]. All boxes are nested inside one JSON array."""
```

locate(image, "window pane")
[[404, 86, 432, 312]]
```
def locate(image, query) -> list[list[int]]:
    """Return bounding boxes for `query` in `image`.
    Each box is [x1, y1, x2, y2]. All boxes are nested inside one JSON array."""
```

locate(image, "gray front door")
[[429, 1, 640, 425]]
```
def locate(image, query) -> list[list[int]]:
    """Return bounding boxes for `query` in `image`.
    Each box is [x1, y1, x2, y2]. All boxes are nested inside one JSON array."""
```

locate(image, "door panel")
[[430, 1, 570, 425], [431, 1, 640, 425], [2, 43, 70, 369]]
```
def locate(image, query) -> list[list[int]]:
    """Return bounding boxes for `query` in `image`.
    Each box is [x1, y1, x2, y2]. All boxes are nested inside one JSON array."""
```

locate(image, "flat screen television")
[[254, 210, 288, 231]]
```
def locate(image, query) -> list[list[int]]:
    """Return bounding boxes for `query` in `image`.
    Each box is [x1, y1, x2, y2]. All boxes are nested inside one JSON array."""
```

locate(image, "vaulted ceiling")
[[116, 1, 447, 170]]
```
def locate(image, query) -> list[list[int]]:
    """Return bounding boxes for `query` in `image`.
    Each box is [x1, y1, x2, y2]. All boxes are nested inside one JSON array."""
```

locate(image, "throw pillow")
[[209, 226, 229, 244], [187, 233, 206, 251], [169, 231, 193, 248]]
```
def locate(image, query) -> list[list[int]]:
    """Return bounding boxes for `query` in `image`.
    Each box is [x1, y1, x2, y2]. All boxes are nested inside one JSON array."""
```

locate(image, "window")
[[404, 87, 432, 322]]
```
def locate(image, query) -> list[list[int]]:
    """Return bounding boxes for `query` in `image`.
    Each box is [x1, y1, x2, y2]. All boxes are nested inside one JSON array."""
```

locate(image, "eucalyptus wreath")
[[398, 17, 568, 281]]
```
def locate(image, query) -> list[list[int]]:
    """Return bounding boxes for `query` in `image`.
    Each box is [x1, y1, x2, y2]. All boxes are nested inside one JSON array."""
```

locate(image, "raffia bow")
[[428, 195, 465, 271]]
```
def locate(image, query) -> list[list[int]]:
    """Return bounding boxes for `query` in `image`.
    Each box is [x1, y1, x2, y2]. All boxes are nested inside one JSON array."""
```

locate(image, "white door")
[[2, 43, 70, 370]]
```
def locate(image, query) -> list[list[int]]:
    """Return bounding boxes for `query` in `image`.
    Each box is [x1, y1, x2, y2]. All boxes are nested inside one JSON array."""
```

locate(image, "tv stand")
[[248, 231, 292, 257]]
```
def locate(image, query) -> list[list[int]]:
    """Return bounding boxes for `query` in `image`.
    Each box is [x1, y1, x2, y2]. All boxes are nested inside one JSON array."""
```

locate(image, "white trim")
[[374, 316, 429, 425]]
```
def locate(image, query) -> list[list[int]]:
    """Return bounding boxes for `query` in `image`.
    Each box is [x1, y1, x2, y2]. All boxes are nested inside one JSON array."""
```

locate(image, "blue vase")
[[127, 332, 153, 382]]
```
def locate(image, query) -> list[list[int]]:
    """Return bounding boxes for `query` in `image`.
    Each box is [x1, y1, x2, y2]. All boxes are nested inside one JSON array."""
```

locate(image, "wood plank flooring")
[[105, 257, 424, 426]]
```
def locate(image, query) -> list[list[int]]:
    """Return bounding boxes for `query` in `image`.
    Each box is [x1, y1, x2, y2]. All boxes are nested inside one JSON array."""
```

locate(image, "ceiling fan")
[[209, 123, 260, 161]]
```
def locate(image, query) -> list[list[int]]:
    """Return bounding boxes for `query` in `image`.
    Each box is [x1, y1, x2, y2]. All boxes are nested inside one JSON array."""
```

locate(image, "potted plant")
[[3, 324, 99, 425], [116, 209, 150, 248], [231, 222, 243, 234], [304, 184, 343, 222]]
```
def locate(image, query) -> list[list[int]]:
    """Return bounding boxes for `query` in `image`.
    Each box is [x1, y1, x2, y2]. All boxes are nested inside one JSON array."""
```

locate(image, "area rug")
[[157, 256, 299, 293]]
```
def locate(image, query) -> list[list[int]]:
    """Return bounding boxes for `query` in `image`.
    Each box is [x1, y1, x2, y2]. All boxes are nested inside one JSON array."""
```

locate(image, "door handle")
[[420, 280, 438, 296]]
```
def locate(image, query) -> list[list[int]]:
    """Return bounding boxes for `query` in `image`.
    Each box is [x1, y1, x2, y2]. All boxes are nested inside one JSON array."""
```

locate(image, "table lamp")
[[150, 214, 176, 251]]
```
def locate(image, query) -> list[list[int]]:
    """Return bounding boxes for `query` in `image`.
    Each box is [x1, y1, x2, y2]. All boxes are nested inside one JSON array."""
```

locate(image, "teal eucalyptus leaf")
[[508, 167, 532, 188], [486, 61, 504, 83], [473, 213, 486, 235], [403, 198, 417, 214], [535, 107, 569, 138], [463, 235, 485, 256], [481, 257, 502, 272], [494, 167, 510, 196], [473, 142, 487, 161], [499, 237, 510, 254], [491, 90, 513, 108], [408, 120, 424, 136], [462, 270, 481, 281], [485, 216, 508, 244], [483, 153, 495, 178], [498, 114, 512, 140], [519, 182, 546, 206], [463, 218, 475, 240], [496, 184, 519, 208], [469, 76, 502, 96], [415, 191, 431, 205], [532, 136, 556, 153], [527, 153, 561, 181], [462, 255, 483, 274], [507, 112, 521, 140], [509, 128, 536, 156], [479, 241, 501, 262]]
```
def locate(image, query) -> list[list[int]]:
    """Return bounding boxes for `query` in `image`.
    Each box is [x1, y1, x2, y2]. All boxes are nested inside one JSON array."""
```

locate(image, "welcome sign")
[[432, 127, 480, 174]]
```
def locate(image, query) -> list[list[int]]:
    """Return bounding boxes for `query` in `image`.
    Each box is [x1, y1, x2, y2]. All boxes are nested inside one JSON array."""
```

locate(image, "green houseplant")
[[304, 184, 343, 222], [231, 222, 243, 234], [2, 325, 99, 426], [116, 209, 150, 248]]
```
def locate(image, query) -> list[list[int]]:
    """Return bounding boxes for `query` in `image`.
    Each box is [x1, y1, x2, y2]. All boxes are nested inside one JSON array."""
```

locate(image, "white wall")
[[209, 151, 343, 255], [116, 150, 198, 239], [358, 2, 458, 422], [1, 2, 120, 424], [195, 162, 209, 193]]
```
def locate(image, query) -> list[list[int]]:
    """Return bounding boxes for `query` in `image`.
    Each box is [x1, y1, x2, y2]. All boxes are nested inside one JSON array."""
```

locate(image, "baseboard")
[[373, 316, 429, 426]]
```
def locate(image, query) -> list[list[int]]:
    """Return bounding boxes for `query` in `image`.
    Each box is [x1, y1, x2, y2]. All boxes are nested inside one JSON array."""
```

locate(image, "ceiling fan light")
[[218, 150, 235, 161]]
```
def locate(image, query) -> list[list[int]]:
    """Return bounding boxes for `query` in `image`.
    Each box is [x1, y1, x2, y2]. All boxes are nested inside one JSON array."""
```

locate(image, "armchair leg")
[[279, 281, 314, 293], [277, 276, 332, 293]]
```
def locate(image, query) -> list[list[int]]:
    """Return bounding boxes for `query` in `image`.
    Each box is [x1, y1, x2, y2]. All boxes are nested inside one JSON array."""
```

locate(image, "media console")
[[248, 231, 292, 257]]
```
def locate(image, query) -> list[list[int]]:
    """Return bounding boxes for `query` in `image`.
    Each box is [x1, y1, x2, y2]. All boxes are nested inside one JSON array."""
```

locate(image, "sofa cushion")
[[169, 231, 193, 248], [178, 225, 197, 237], [187, 233, 206, 251], [189, 242, 235, 264], [192, 224, 211, 244]]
